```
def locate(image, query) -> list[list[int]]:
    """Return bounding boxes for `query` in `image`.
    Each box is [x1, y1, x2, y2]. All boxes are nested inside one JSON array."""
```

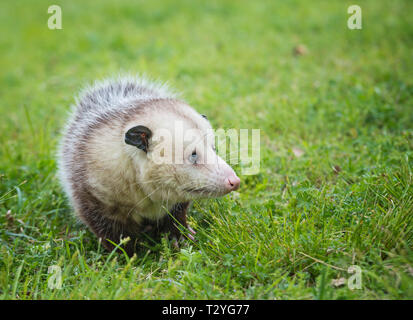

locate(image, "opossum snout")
[[225, 173, 240, 192]]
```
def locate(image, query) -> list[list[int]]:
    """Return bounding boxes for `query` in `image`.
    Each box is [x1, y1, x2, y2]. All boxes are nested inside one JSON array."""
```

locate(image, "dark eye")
[[189, 151, 198, 164]]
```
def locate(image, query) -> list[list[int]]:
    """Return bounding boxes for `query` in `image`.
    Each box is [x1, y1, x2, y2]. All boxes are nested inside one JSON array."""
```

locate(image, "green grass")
[[1, 0, 412, 299]]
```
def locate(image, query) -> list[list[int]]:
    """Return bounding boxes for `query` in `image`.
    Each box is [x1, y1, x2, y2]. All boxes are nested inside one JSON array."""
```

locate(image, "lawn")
[[0, 0, 412, 299]]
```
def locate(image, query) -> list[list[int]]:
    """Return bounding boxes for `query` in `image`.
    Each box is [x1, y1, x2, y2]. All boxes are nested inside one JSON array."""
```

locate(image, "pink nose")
[[226, 175, 240, 191]]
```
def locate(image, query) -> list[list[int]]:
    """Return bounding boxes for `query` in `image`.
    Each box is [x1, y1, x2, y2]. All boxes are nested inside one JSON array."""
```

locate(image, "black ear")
[[201, 114, 208, 119], [125, 125, 152, 153]]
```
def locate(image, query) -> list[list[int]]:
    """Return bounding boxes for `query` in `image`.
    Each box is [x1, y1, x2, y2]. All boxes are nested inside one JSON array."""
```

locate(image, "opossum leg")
[[188, 226, 196, 235]]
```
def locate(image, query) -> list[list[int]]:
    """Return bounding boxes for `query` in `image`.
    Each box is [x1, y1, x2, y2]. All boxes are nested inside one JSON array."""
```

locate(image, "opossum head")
[[124, 100, 240, 203]]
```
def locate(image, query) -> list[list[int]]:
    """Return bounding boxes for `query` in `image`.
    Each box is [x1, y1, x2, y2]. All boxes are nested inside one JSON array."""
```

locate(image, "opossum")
[[57, 76, 240, 256]]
